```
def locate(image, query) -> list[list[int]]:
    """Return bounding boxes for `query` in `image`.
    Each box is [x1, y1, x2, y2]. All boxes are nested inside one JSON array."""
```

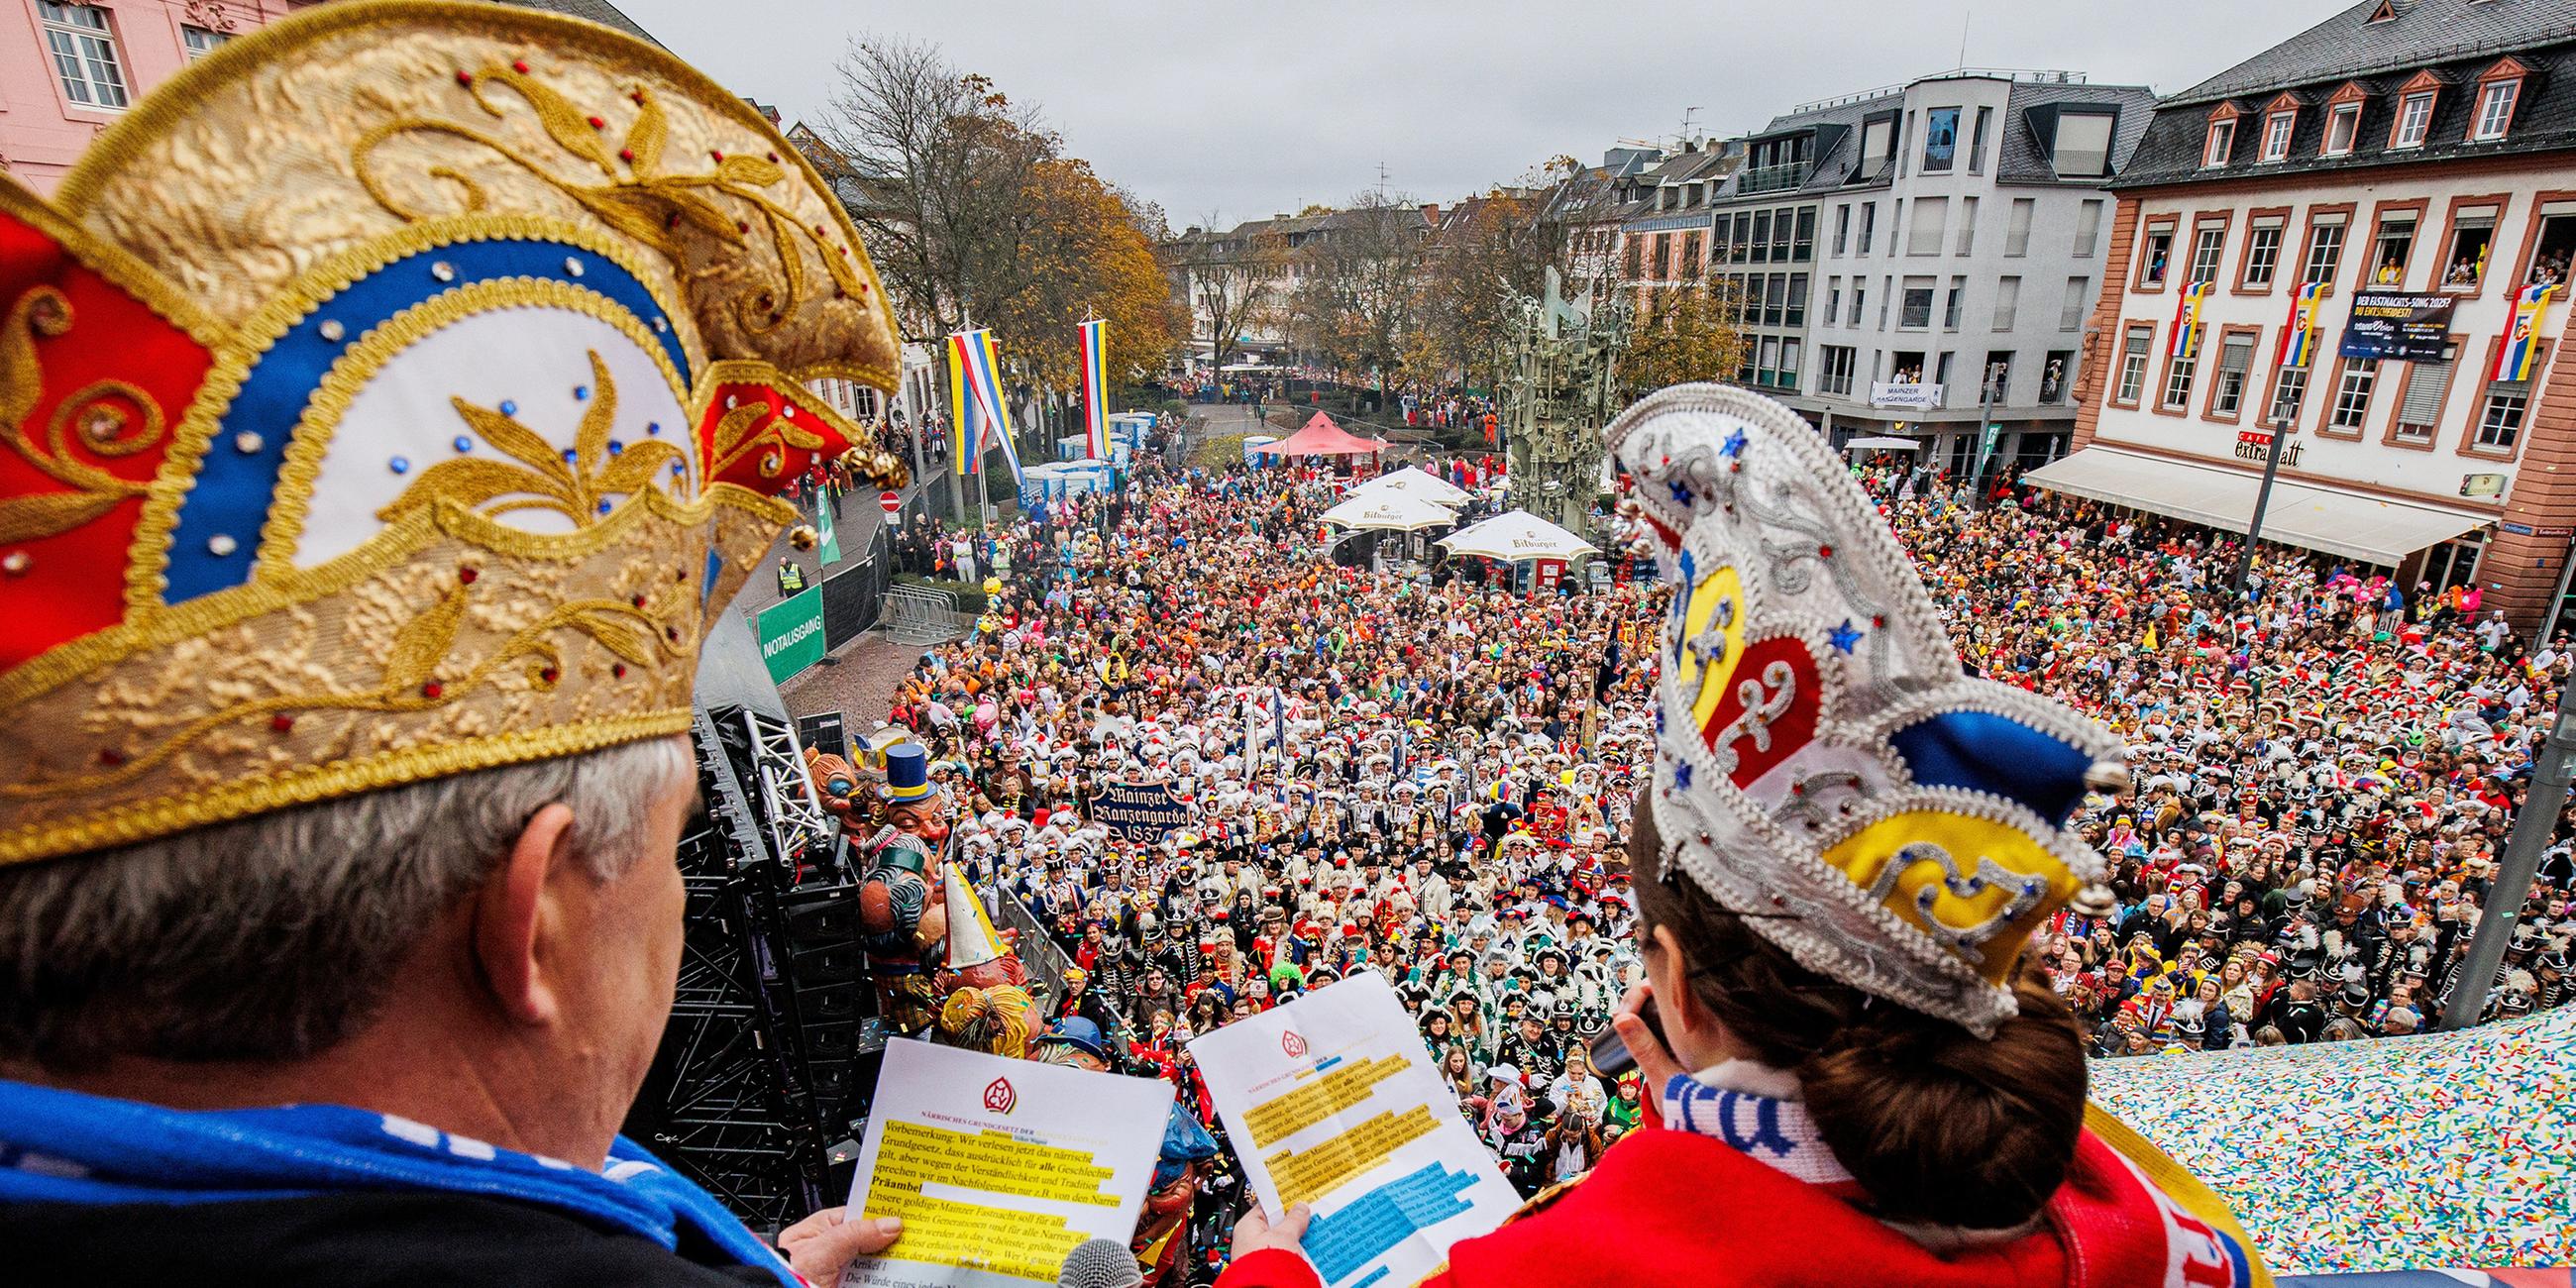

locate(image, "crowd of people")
[[870, 431, 2575, 1225]]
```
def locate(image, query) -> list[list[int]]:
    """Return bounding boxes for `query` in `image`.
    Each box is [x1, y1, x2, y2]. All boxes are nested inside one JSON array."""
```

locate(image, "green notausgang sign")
[[756, 587, 825, 685]]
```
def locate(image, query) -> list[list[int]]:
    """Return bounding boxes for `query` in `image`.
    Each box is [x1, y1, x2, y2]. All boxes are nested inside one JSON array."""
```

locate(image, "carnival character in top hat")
[[0, 4, 912, 1284], [859, 742, 954, 1030], [1219, 385, 2270, 1288]]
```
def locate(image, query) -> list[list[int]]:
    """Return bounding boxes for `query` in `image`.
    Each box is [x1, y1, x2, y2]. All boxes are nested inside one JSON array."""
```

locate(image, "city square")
[[1, 1, 2572, 1285]]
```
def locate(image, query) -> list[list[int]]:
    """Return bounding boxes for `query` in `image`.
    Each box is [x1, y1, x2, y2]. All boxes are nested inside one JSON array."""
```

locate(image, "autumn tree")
[[1621, 280, 1751, 393], [1283, 192, 1431, 381], [988, 157, 1186, 393], [1409, 183, 1574, 392]]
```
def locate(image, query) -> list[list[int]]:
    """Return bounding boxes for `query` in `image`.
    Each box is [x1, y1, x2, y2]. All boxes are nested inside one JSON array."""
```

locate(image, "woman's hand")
[[777, 1209, 903, 1286], [1609, 983, 1687, 1092], [1230, 1200, 1314, 1262]]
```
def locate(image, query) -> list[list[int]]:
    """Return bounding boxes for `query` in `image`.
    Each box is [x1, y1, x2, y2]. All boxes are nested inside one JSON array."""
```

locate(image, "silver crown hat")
[[1605, 383, 2125, 1036]]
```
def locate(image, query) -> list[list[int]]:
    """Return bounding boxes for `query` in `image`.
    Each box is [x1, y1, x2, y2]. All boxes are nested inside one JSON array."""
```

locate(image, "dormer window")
[[2323, 102, 2361, 155], [2393, 90, 2434, 149], [2203, 117, 2237, 167], [2473, 70, 2522, 141], [2262, 110, 2297, 161]]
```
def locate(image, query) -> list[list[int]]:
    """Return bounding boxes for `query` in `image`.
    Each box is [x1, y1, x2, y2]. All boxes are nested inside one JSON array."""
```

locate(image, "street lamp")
[[2440, 669, 2576, 1030], [2234, 405, 2294, 597]]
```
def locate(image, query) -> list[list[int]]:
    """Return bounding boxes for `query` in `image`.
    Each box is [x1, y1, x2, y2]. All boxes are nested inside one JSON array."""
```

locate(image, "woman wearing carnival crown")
[[1218, 385, 2270, 1288]]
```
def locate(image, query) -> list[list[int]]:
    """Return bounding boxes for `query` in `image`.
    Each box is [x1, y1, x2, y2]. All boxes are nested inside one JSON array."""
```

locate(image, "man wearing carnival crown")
[[0, 5, 912, 1284]]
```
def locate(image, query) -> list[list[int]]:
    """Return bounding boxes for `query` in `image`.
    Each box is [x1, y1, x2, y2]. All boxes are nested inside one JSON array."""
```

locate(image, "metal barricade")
[[883, 585, 972, 645]]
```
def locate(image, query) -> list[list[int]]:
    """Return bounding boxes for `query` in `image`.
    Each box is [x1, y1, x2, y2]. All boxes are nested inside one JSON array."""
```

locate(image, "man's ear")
[[475, 802, 578, 1027]]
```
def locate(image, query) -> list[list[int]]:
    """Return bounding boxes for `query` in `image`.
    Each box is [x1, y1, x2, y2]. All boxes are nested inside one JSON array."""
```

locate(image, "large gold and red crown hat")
[[1608, 384, 2126, 1035], [0, 0, 909, 865]]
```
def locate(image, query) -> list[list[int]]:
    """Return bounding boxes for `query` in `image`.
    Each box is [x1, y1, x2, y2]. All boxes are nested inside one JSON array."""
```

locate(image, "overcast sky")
[[617, 0, 2350, 229]]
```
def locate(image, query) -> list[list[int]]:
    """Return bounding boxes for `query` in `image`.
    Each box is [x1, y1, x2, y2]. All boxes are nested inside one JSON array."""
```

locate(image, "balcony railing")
[[1740, 161, 1813, 195]]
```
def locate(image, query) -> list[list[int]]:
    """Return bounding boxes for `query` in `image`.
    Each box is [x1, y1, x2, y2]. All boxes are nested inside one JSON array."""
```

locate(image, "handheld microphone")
[[1587, 995, 1664, 1079], [1057, 1236, 1144, 1288]]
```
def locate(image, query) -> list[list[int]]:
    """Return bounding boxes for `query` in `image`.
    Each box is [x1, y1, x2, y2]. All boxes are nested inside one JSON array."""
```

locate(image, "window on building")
[[39, 2, 129, 109], [2162, 351, 2198, 410], [2211, 333, 2256, 416], [1956, 196, 1979, 256], [1851, 281, 1868, 326], [1922, 107, 1961, 171], [2323, 102, 2361, 156], [1900, 277, 1936, 329], [2531, 209, 2576, 284], [2188, 224, 2228, 285], [1825, 277, 1841, 326], [2269, 366, 2308, 425], [1787, 273, 1809, 326], [1858, 203, 1878, 255], [2060, 276, 2092, 331], [2393, 91, 2434, 149], [2444, 207, 2497, 289], [1985, 351, 2016, 402], [181, 23, 231, 58], [2116, 325, 2153, 404], [2141, 225, 2174, 285], [1765, 273, 1788, 326], [1771, 207, 1794, 261], [2074, 199, 2103, 259], [2477, 372, 2534, 450], [2243, 217, 2285, 288], [1908, 197, 1949, 256], [1792, 209, 1816, 262], [2202, 117, 2237, 166], [1858, 118, 1895, 178], [2005, 198, 2034, 258], [2042, 350, 2074, 402], [2303, 216, 2347, 285], [1993, 275, 2021, 331], [1758, 336, 1780, 384], [1880, 275, 1893, 329], [2370, 214, 2416, 285], [1731, 213, 1755, 263], [1935, 351, 1957, 390], [1820, 345, 1858, 395], [1833, 204, 1851, 256], [2330, 360, 2380, 430], [2474, 78, 2521, 141], [1945, 276, 1967, 330], [1891, 349, 1928, 383], [2261, 111, 2297, 161], [1624, 238, 1643, 281], [1686, 231, 1709, 278], [1780, 338, 1804, 386], [1969, 106, 1994, 172], [2053, 111, 2115, 177], [2393, 346, 2456, 443]]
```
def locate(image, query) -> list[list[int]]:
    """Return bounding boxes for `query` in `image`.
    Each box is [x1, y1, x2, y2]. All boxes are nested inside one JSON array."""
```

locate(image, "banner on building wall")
[[1869, 381, 1944, 410], [2493, 283, 2557, 381], [2338, 291, 2455, 362], [2169, 279, 2213, 360], [2277, 281, 2324, 369]]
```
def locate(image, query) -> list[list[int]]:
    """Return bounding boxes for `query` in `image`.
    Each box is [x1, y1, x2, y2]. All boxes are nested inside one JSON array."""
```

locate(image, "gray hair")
[[0, 735, 693, 1070]]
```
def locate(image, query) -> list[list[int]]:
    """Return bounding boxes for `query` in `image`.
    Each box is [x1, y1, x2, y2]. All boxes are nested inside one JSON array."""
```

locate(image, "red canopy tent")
[[1248, 412, 1387, 459]]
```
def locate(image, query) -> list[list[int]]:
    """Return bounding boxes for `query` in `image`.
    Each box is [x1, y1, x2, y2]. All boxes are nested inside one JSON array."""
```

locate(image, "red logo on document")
[[1281, 1030, 1308, 1058], [983, 1076, 1018, 1114]]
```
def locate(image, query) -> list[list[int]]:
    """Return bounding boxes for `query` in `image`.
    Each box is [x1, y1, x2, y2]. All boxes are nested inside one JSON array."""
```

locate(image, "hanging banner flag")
[[815, 494, 842, 566], [2169, 279, 2212, 360], [2276, 280, 2324, 370], [972, 329, 1025, 487], [1078, 318, 1110, 459], [947, 331, 985, 479], [2494, 282, 2557, 381]]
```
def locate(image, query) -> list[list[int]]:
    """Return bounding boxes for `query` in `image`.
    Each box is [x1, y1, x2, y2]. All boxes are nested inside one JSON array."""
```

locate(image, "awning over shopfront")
[[2021, 447, 2495, 567]]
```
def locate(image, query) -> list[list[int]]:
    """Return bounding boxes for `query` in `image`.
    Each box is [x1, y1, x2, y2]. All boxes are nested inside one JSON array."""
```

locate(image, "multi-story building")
[[1614, 141, 1737, 316], [1711, 116, 1831, 394], [2055, 0, 2576, 630], [2, 0, 320, 193], [1769, 69, 2153, 479]]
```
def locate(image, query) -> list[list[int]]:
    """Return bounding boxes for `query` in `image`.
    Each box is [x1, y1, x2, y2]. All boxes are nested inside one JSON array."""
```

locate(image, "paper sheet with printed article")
[[839, 1038, 1175, 1288], [1190, 975, 1520, 1288]]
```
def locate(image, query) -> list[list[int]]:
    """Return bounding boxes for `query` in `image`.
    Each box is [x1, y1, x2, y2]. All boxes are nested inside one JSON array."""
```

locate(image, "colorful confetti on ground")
[[2091, 1007, 2576, 1274]]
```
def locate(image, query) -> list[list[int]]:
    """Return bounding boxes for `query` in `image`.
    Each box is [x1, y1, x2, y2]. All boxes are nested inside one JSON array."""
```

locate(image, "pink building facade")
[[2, 0, 313, 195]]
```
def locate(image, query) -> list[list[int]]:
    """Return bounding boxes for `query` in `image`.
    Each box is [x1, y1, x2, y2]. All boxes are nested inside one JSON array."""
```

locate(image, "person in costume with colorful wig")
[[1219, 384, 2271, 1288], [0, 3, 911, 1284]]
